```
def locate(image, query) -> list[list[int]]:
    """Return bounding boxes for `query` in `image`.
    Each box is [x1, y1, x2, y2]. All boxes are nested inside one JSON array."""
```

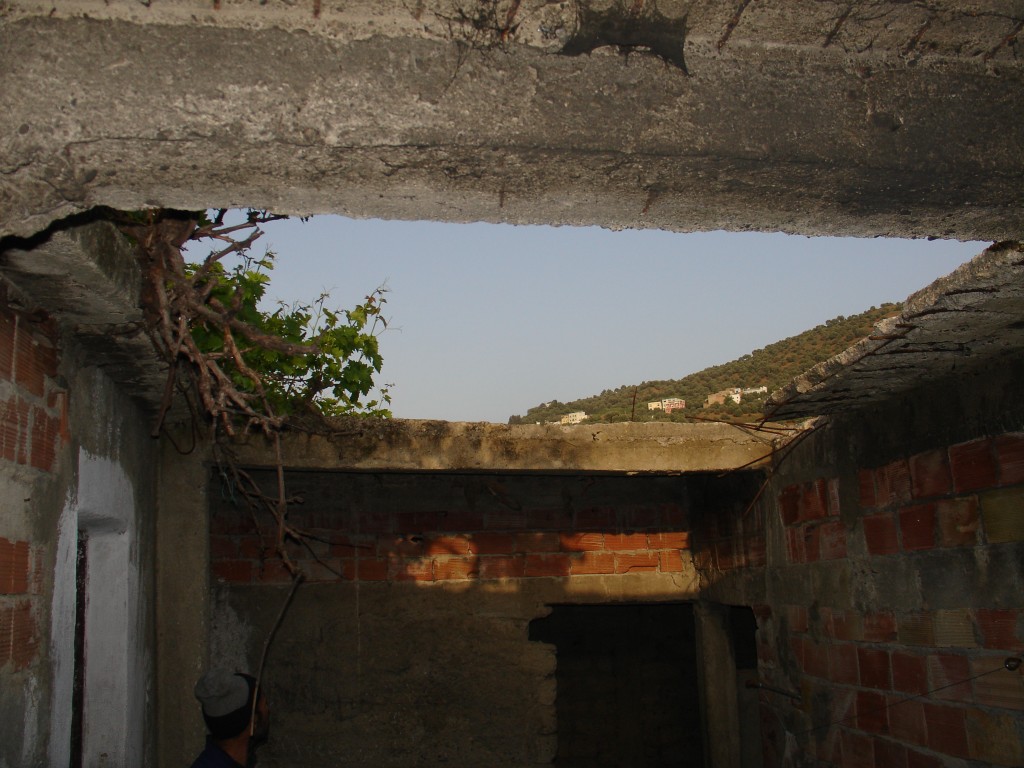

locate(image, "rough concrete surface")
[[216, 575, 696, 768], [0, 221, 170, 412], [230, 418, 780, 473], [1, 1, 1022, 240]]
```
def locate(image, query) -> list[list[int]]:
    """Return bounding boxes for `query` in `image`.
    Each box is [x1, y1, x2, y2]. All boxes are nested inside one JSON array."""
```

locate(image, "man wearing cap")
[[191, 669, 271, 767]]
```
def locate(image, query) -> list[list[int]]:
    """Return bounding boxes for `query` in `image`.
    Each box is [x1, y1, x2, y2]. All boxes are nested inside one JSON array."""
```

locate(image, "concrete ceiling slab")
[[1, 1, 1022, 240]]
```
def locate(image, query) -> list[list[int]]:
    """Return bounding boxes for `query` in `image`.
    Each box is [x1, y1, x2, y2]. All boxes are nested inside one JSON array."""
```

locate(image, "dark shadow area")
[[729, 605, 763, 768], [561, 5, 689, 73], [530, 603, 703, 768], [206, 467, 761, 767]]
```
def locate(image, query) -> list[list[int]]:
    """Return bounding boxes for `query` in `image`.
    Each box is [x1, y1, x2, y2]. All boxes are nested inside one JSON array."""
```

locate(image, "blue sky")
[[220, 216, 987, 423]]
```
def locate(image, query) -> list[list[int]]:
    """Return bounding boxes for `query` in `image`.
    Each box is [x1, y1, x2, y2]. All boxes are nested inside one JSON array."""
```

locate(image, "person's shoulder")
[[189, 741, 244, 768]]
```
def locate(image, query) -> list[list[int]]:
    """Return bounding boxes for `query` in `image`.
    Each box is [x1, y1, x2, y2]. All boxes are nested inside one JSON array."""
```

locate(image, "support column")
[[155, 433, 211, 768], [695, 601, 741, 768]]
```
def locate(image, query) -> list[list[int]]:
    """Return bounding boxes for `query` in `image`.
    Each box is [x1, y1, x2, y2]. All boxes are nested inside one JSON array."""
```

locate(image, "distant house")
[[742, 386, 768, 395], [704, 388, 742, 408], [560, 411, 588, 425], [649, 398, 685, 413]]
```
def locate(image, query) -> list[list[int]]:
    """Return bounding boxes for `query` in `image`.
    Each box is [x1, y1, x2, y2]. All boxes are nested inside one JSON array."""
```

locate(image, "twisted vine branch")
[[117, 207, 389, 579]]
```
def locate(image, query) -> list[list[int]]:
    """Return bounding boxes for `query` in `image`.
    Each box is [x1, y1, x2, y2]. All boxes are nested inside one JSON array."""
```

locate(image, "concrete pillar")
[[155, 434, 211, 768], [695, 601, 740, 768]]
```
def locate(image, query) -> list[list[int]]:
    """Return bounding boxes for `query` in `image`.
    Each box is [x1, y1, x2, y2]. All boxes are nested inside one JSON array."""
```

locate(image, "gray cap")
[[194, 669, 250, 718]]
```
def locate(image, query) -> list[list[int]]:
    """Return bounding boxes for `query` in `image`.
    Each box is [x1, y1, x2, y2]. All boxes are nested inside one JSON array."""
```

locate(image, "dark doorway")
[[70, 530, 87, 768], [530, 603, 703, 767]]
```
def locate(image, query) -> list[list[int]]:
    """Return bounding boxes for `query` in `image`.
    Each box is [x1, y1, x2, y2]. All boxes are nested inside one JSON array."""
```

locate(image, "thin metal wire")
[[794, 656, 1023, 736]]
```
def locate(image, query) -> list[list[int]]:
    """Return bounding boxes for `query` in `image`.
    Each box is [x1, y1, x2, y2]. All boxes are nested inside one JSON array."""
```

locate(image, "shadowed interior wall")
[[205, 470, 758, 768]]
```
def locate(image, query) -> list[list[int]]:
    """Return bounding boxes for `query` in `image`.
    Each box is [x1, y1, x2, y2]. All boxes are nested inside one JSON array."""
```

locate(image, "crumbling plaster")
[[1, 1, 1022, 241]]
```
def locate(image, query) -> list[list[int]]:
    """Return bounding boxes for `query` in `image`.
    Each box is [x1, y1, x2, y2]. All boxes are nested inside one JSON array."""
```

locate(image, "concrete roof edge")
[[227, 417, 783, 474]]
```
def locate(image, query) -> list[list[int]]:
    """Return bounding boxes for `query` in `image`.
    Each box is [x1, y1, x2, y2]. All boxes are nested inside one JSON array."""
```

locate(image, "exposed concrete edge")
[[1, 0, 1013, 70], [0, 220, 173, 412], [766, 241, 1023, 418], [229, 417, 779, 474]]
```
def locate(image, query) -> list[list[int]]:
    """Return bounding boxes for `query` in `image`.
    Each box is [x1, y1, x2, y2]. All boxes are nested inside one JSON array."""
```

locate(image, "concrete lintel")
[[2, 4, 1022, 240], [229, 419, 778, 474]]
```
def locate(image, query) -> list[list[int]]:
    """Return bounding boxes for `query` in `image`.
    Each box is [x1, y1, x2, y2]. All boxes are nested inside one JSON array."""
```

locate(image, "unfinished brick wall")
[[209, 472, 697, 587], [0, 536, 39, 669], [704, 431, 1024, 768], [0, 289, 66, 473], [208, 471, 756, 768], [0, 291, 63, 675], [691, 478, 767, 574]]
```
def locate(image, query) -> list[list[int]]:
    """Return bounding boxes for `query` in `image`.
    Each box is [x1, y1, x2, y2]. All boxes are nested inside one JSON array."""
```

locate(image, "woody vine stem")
[[117, 207, 390, 577]]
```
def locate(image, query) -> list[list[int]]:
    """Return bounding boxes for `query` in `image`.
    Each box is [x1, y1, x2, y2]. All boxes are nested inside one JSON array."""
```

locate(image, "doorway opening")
[[529, 603, 703, 767], [70, 530, 87, 768]]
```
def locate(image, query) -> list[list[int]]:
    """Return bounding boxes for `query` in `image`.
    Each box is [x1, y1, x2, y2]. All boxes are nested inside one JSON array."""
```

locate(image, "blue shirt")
[[189, 740, 245, 768]]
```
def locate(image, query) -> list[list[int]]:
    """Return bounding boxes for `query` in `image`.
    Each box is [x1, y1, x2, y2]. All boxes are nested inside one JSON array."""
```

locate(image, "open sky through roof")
[[202, 215, 987, 423]]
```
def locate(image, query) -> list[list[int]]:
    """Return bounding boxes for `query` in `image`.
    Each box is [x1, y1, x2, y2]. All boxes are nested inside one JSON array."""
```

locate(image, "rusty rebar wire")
[[794, 657, 1023, 736]]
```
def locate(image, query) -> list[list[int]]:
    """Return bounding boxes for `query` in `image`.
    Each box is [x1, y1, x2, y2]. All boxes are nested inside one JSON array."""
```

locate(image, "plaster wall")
[[0, 288, 159, 767], [59, 450, 145, 768]]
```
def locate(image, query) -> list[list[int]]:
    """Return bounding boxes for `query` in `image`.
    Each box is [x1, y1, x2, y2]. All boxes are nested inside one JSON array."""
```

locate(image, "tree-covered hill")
[[508, 303, 901, 425]]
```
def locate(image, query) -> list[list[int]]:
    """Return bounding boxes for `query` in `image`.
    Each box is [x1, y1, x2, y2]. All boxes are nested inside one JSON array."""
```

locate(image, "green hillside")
[[508, 303, 901, 425]]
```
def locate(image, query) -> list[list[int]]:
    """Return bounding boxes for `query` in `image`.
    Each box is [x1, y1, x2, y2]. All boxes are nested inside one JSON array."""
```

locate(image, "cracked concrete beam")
[[1, 2, 1022, 239]]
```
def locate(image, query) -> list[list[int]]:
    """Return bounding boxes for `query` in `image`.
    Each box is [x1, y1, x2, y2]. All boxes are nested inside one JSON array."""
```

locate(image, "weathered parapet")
[[2, 1, 1022, 240], [230, 417, 778, 473]]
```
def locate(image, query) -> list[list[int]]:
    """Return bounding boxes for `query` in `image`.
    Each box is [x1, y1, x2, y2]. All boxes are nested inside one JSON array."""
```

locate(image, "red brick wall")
[[209, 473, 694, 586], [0, 291, 66, 473], [690, 472, 768, 573], [0, 536, 39, 669], [0, 292, 64, 673], [753, 434, 1024, 768]]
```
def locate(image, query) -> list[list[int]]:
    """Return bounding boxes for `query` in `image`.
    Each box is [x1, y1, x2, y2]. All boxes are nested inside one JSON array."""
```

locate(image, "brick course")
[[0, 297, 65, 475], [0, 535, 38, 670], [209, 474, 695, 586], [949, 439, 998, 494]]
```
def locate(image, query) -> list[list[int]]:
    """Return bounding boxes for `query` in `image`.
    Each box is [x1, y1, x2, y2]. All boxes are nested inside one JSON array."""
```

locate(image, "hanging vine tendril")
[[115, 207, 390, 578]]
